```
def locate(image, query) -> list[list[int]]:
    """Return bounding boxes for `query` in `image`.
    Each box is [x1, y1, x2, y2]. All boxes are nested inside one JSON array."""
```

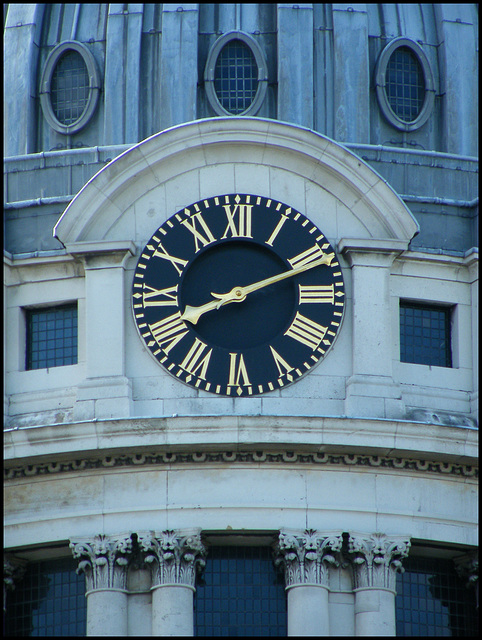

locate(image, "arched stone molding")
[[53, 117, 419, 248]]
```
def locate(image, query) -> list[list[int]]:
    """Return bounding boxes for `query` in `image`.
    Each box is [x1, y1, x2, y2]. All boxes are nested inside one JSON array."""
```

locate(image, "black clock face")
[[132, 194, 345, 396]]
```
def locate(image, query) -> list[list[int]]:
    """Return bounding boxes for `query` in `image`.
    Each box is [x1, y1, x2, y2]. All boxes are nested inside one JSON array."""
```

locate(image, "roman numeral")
[[149, 311, 189, 354], [179, 337, 213, 380], [134, 284, 179, 308], [288, 244, 333, 269], [270, 346, 294, 379], [181, 211, 216, 253], [265, 212, 289, 246], [222, 203, 253, 238], [298, 284, 335, 304], [228, 352, 251, 387], [284, 312, 327, 350], [152, 243, 189, 276]]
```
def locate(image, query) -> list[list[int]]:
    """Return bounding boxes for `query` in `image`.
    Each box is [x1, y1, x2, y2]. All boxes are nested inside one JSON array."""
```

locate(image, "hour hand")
[[180, 286, 246, 325]]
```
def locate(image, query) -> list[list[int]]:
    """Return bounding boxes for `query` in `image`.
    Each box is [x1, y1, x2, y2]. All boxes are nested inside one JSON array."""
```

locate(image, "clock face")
[[132, 194, 345, 396]]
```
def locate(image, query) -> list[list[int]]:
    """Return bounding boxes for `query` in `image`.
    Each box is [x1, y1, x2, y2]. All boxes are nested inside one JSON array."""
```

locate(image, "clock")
[[132, 194, 345, 396]]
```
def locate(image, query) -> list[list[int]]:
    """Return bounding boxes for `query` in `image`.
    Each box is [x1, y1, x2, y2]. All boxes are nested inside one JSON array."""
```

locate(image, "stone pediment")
[[54, 117, 419, 249]]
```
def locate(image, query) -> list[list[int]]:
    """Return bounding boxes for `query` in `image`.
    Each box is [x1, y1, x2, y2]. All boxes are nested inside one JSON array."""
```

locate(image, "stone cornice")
[[4, 416, 478, 471], [4, 447, 477, 480]]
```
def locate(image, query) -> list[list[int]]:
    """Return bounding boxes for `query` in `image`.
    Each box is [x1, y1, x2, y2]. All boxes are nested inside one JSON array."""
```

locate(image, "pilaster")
[[274, 529, 344, 636], [339, 238, 408, 419], [139, 529, 206, 637], [347, 532, 411, 636], [70, 533, 133, 636]]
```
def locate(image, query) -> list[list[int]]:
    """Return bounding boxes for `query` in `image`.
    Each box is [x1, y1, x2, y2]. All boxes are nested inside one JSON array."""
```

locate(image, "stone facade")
[[3, 3, 478, 637]]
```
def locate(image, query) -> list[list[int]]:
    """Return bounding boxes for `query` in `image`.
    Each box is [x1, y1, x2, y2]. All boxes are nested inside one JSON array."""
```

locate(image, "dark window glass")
[[5, 557, 86, 637], [51, 50, 89, 125], [214, 40, 258, 114], [194, 546, 287, 636], [395, 556, 478, 636], [26, 304, 78, 370], [386, 47, 425, 122], [400, 302, 452, 367]]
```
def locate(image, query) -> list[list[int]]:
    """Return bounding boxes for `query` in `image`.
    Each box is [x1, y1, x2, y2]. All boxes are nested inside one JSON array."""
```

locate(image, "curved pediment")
[[54, 117, 419, 248]]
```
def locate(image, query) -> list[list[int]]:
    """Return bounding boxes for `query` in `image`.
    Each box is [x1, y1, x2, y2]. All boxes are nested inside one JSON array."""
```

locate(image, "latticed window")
[[194, 546, 287, 636], [26, 304, 78, 370], [400, 301, 452, 367], [385, 46, 425, 123], [50, 50, 90, 125], [395, 556, 479, 636], [214, 39, 258, 115], [5, 557, 86, 637]]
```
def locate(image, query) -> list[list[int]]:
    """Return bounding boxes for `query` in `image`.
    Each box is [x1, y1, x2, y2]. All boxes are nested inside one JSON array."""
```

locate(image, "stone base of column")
[[151, 584, 195, 637], [86, 589, 128, 636], [287, 584, 329, 636], [354, 587, 396, 636]]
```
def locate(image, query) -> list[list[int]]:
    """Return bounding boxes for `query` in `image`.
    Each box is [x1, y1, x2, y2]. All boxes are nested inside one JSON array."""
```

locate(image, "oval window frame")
[[40, 41, 101, 135], [375, 37, 435, 132], [204, 31, 268, 117]]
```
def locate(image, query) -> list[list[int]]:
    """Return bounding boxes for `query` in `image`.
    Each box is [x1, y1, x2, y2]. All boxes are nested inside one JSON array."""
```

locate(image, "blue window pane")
[[26, 304, 78, 370], [400, 302, 452, 367], [214, 40, 258, 115], [5, 557, 86, 636], [195, 546, 287, 636], [386, 47, 425, 122]]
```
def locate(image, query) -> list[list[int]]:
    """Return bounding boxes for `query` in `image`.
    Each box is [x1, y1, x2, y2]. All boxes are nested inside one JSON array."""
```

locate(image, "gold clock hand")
[[180, 252, 334, 325]]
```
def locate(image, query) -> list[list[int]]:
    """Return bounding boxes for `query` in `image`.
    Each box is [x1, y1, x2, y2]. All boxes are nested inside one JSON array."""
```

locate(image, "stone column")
[[4, 555, 27, 613], [70, 534, 133, 636], [339, 239, 408, 419], [139, 529, 206, 637], [454, 550, 478, 609], [274, 529, 344, 636], [347, 532, 411, 637]]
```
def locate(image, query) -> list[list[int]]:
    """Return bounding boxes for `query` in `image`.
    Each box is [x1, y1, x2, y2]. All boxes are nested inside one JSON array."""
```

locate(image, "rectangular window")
[[400, 301, 452, 367], [26, 304, 78, 370]]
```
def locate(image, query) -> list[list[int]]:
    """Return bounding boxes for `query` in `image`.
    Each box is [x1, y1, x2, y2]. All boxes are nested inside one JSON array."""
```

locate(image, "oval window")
[[205, 31, 268, 117], [214, 39, 258, 115], [40, 41, 100, 135], [385, 46, 425, 123], [375, 38, 435, 132], [51, 49, 90, 125]]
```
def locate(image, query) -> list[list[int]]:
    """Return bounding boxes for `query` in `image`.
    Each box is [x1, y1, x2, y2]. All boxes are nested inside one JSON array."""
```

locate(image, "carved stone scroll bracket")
[[69, 533, 133, 592], [137, 529, 206, 589], [347, 532, 411, 592], [4, 555, 28, 612], [274, 529, 344, 588]]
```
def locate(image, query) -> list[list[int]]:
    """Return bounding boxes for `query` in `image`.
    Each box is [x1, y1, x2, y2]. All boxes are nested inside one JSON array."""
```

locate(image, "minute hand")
[[180, 251, 334, 325]]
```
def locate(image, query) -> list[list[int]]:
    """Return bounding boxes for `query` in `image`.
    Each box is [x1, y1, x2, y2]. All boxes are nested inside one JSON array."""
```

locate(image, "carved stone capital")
[[274, 529, 344, 588], [70, 534, 133, 592], [347, 532, 411, 591], [4, 555, 28, 611], [454, 551, 478, 589], [138, 529, 206, 588]]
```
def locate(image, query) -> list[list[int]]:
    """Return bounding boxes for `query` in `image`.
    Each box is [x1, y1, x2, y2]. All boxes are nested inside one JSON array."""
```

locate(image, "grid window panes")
[[386, 46, 425, 122], [395, 556, 479, 637], [26, 304, 78, 370], [194, 546, 287, 636], [51, 50, 89, 125], [214, 40, 258, 114], [400, 302, 452, 367], [5, 557, 86, 637]]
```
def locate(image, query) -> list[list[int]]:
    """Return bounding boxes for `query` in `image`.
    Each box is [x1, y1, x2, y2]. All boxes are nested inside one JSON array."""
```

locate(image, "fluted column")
[[347, 533, 411, 636], [274, 529, 344, 636], [139, 529, 206, 637], [70, 534, 133, 636]]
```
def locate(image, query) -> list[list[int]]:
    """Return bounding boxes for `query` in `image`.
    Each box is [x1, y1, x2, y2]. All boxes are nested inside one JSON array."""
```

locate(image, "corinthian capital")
[[69, 533, 133, 591], [4, 555, 28, 611], [138, 529, 206, 588], [274, 529, 344, 588], [454, 551, 478, 589], [347, 532, 411, 591]]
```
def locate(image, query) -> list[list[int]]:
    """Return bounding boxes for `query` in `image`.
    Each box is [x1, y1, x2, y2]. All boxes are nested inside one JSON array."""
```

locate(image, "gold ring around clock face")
[[132, 194, 345, 396]]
